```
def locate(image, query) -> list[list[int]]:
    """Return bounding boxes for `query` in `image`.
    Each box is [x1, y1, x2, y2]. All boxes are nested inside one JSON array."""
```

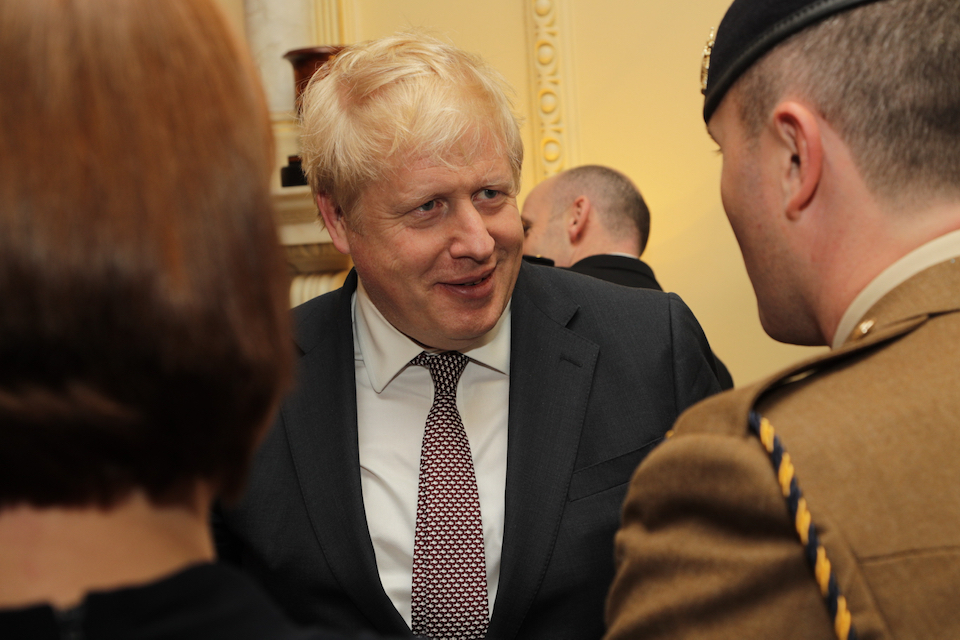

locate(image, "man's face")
[[709, 94, 814, 344], [337, 139, 523, 351], [521, 176, 573, 266]]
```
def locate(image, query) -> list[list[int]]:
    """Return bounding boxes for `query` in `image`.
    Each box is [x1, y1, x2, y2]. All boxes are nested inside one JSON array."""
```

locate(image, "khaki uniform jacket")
[[605, 258, 960, 640]]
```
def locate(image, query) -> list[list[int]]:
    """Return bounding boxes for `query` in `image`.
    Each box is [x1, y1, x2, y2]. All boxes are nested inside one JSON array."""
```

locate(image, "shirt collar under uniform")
[[353, 280, 512, 393], [832, 228, 960, 349]]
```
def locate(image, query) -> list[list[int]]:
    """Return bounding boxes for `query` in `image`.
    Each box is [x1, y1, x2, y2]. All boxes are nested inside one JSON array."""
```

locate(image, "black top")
[[0, 563, 360, 640], [565, 254, 661, 290], [565, 254, 735, 390]]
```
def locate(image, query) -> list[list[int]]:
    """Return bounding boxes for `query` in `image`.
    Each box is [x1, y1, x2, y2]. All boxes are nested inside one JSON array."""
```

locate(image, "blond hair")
[[299, 32, 523, 227]]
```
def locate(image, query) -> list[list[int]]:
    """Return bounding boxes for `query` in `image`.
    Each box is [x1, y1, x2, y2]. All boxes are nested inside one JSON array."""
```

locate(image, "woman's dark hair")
[[0, 0, 293, 508]]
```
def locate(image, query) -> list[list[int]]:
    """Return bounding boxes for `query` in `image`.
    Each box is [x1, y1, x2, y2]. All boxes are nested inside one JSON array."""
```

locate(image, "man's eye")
[[521, 221, 531, 236], [478, 189, 501, 200], [415, 200, 438, 212]]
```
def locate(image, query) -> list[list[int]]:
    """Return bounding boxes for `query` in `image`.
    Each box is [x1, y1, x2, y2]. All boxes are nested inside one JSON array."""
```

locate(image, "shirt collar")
[[353, 280, 512, 393], [832, 228, 960, 349]]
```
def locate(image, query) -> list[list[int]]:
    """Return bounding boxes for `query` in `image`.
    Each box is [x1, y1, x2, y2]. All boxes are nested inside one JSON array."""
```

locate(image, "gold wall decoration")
[[525, 0, 579, 182], [311, 0, 354, 46], [312, 0, 341, 45]]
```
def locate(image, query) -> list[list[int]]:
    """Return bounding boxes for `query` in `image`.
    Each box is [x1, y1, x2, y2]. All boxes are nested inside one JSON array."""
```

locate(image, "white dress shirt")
[[832, 229, 960, 349], [352, 281, 510, 626]]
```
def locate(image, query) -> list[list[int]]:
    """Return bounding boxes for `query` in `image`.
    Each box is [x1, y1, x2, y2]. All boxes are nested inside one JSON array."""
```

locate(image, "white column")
[[244, 0, 315, 115]]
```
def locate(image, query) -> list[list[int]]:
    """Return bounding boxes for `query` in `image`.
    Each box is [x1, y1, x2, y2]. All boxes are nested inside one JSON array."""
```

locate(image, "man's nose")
[[449, 202, 496, 261]]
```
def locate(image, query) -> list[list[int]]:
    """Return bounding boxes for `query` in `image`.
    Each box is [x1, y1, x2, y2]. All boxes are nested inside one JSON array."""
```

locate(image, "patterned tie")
[[409, 351, 489, 640]]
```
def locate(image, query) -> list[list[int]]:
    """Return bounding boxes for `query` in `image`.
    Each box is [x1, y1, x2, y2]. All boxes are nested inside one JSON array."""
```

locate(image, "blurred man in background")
[[522, 165, 733, 388]]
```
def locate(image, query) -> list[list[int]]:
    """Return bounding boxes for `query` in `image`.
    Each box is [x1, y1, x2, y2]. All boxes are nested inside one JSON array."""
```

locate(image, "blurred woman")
[[0, 1, 349, 637]]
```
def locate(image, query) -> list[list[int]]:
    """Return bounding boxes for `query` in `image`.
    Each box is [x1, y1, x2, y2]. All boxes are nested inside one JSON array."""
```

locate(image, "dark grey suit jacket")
[[566, 255, 734, 390], [215, 262, 722, 640]]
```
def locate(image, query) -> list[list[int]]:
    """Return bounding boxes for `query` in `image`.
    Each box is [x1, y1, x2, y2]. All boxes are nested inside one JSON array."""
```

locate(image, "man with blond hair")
[[606, 0, 960, 638], [215, 33, 723, 640]]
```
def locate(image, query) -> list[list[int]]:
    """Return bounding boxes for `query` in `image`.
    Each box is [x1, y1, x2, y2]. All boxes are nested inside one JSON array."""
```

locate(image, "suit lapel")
[[282, 271, 409, 633], [487, 264, 600, 639]]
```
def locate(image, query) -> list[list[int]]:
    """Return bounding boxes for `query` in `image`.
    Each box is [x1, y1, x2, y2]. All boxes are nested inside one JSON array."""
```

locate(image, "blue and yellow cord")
[[748, 411, 858, 640]]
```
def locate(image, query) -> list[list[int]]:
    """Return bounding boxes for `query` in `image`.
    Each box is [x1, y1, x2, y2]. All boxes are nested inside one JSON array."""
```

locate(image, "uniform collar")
[[833, 229, 960, 349]]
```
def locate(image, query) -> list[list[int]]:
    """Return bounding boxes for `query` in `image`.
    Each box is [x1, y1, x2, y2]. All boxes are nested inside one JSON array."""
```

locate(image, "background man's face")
[[345, 138, 524, 351], [521, 177, 572, 266]]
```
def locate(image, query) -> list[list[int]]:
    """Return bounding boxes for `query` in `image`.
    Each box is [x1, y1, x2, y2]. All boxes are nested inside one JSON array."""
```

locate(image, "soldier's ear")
[[568, 195, 591, 243], [772, 101, 823, 221], [316, 193, 352, 255]]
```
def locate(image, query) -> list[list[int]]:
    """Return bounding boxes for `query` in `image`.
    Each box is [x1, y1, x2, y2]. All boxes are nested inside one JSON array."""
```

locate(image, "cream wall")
[[560, 1, 827, 383], [217, 0, 826, 385]]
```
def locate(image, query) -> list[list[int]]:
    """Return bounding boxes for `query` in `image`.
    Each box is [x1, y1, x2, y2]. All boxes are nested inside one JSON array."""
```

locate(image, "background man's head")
[[521, 165, 650, 268], [299, 32, 526, 352], [704, 0, 960, 345], [0, 0, 292, 510]]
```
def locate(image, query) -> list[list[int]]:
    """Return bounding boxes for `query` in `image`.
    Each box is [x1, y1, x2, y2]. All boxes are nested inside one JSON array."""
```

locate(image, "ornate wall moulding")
[[312, 0, 354, 46], [525, 0, 580, 183]]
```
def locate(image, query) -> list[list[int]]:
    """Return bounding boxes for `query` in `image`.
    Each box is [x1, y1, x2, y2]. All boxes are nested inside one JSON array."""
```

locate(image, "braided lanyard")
[[748, 411, 859, 640]]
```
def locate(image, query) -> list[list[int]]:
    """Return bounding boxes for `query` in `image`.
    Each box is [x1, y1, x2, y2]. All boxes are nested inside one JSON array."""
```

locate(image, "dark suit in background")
[[565, 254, 660, 290], [566, 254, 734, 389], [215, 262, 722, 640]]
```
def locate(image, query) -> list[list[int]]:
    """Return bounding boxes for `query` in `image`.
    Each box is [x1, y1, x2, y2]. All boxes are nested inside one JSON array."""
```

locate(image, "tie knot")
[[411, 351, 468, 397]]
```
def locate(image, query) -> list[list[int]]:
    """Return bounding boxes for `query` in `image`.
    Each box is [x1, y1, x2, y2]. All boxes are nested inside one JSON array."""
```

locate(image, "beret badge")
[[700, 28, 715, 95]]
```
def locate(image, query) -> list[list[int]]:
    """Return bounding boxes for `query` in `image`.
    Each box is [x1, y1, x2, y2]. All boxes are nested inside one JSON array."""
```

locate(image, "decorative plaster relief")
[[526, 0, 579, 182], [312, 0, 354, 45]]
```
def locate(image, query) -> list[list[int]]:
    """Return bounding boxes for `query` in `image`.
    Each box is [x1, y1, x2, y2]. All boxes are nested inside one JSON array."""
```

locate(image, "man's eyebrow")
[[482, 173, 516, 191]]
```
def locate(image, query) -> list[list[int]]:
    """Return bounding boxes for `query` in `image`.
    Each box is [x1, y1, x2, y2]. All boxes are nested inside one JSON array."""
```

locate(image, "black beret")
[[701, 0, 886, 123]]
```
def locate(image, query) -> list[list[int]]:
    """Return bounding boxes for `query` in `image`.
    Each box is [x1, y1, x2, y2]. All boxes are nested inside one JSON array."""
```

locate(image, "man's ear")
[[772, 101, 823, 221], [567, 195, 591, 243], [316, 193, 352, 255]]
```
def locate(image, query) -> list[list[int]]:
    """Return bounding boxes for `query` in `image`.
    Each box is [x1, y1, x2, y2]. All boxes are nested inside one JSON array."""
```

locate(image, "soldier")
[[606, 0, 960, 638]]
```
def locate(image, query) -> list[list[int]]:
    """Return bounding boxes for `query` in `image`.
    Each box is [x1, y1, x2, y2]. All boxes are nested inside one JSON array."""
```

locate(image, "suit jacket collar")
[[572, 253, 648, 274], [567, 254, 662, 291], [846, 257, 960, 344], [833, 230, 960, 347]]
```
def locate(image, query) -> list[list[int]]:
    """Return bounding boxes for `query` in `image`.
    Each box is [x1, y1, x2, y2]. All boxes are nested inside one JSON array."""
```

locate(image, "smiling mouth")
[[447, 271, 493, 287]]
